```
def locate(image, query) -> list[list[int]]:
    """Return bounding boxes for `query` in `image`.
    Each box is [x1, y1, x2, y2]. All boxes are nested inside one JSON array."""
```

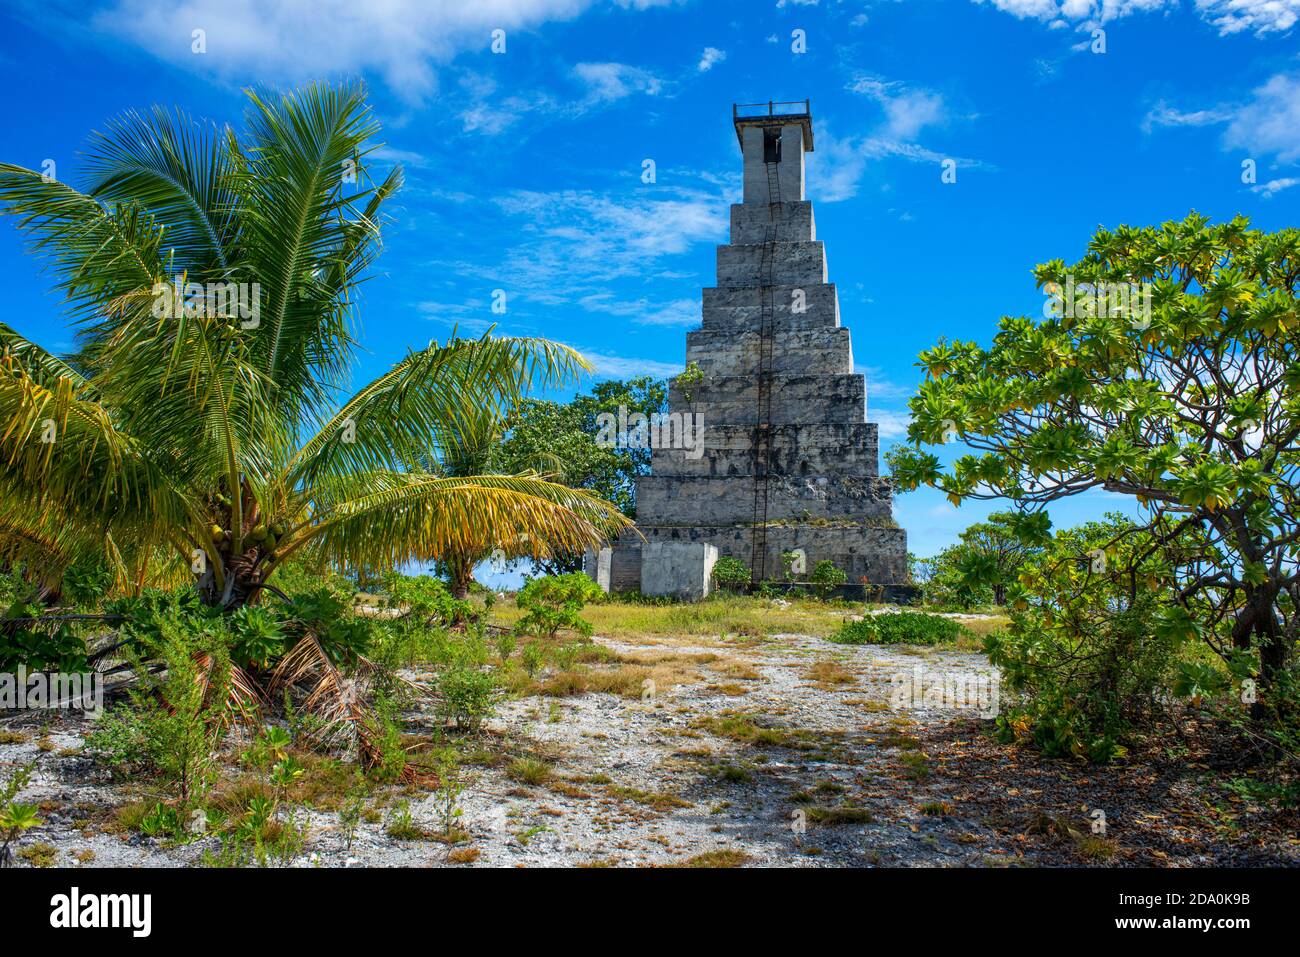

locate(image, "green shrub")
[[831, 612, 962, 646], [808, 560, 848, 599], [229, 605, 288, 670], [437, 666, 499, 732], [87, 618, 230, 808], [988, 516, 1184, 763], [514, 573, 604, 640], [712, 556, 750, 593], [381, 573, 474, 626], [520, 642, 545, 677], [0, 606, 88, 672], [0, 762, 40, 868]]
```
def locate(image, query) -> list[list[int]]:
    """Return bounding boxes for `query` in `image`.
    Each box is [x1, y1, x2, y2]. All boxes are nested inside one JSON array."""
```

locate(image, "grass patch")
[[804, 805, 873, 825], [19, 842, 58, 867], [788, 779, 848, 803], [693, 712, 814, 749], [503, 595, 849, 642], [506, 757, 553, 786], [805, 660, 857, 689], [607, 785, 692, 810], [673, 849, 750, 868], [898, 751, 930, 781]]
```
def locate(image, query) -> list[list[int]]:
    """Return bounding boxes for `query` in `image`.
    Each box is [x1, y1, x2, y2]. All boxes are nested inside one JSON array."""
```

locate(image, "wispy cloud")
[[849, 74, 950, 140], [816, 73, 986, 201], [580, 351, 684, 378], [1144, 71, 1300, 164], [573, 61, 665, 104], [1253, 176, 1300, 197], [419, 179, 726, 336]]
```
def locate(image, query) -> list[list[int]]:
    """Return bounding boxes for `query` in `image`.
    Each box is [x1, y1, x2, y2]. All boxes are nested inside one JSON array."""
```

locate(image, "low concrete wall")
[[640, 542, 718, 600]]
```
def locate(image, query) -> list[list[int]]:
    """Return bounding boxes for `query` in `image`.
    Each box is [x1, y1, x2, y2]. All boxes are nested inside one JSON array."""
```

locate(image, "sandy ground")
[[3, 625, 1293, 868]]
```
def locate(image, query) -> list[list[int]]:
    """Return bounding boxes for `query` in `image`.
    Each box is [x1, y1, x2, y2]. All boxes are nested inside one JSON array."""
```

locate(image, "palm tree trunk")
[[449, 558, 473, 601]]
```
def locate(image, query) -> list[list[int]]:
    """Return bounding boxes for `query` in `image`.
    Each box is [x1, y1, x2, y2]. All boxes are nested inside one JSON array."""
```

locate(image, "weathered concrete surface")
[[650, 423, 880, 479], [612, 524, 908, 589], [600, 104, 912, 596], [639, 542, 718, 600], [583, 547, 613, 592]]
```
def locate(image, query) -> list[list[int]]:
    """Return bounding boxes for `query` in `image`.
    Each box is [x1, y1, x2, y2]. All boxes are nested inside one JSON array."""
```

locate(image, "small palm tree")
[[0, 82, 627, 607]]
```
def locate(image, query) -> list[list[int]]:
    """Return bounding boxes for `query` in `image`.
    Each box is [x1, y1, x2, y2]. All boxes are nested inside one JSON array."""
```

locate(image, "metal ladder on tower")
[[749, 158, 782, 587]]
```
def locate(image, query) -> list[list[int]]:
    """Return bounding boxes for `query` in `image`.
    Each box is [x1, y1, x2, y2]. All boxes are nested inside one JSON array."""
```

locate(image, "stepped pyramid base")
[[590, 523, 915, 602]]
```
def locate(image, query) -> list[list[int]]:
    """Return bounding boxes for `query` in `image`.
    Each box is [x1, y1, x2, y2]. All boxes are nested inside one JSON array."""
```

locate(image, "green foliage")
[[493, 631, 517, 665], [808, 560, 848, 599], [285, 584, 375, 665], [229, 605, 288, 670], [0, 605, 89, 672], [60, 557, 115, 608], [711, 556, 751, 593], [362, 693, 408, 783], [986, 515, 1184, 762], [550, 641, 583, 671], [888, 214, 1298, 680], [918, 512, 1047, 609], [675, 362, 705, 405], [381, 573, 473, 627], [436, 666, 499, 732], [830, 616, 880, 645], [493, 376, 668, 556], [514, 573, 604, 640], [0, 762, 39, 868], [830, 612, 962, 646], [0, 81, 625, 616], [520, 642, 545, 677], [87, 617, 230, 807]]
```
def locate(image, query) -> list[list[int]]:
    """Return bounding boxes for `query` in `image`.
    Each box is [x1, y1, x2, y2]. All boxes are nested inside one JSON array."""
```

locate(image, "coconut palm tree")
[[0, 82, 628, 610]]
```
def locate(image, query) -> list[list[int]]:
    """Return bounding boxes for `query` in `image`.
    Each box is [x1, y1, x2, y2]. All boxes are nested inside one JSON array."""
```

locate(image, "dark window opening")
[[763, 128, 782, 164]]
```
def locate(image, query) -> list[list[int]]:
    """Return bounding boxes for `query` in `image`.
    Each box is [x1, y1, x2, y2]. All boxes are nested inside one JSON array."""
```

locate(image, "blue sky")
[[1, 0, 1298, 568]]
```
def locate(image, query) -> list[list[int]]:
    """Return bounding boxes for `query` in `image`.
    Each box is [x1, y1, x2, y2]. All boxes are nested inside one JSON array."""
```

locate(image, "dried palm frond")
[[268, 630, 430, 783]]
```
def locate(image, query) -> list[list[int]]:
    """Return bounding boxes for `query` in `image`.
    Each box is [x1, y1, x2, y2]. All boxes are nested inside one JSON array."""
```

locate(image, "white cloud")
[[572, 62, 664, 103], [370, 145, 431, 167], [1196, 0, 1300, 35], [697, 46, 726, 72], [869, 408, 912, 441], [1145, 72, 1300, 163], [973, 0, 1299, 35], [92, 0, 617, 101], [1253, 176, 1300, 196], [812, 127, 988, 202], [849, 74, 949, 140], [1141, 101, 1233, 133], [578, 293, 701, 326], [420, 181, 725, 337], [1223, 72, 1300, 162]]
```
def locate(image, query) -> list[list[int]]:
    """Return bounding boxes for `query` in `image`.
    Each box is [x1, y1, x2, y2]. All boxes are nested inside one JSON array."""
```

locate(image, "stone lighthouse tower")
[[588, 101, 911, 600]]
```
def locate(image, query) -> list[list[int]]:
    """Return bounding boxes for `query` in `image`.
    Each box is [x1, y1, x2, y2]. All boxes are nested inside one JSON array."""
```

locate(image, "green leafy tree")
[[493, 376, 667, 573], [889, 214, 1299, 684], [923, 511, 1047, 608]]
